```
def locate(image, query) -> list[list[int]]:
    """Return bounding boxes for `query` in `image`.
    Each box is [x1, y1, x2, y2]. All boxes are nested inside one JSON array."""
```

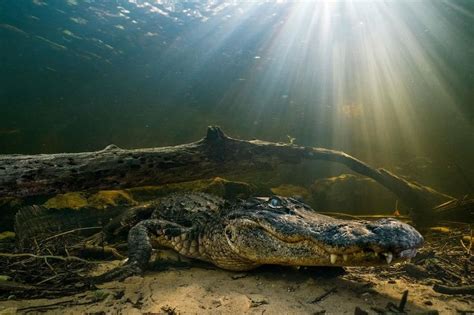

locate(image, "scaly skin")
[[95, 193, 423, 281]]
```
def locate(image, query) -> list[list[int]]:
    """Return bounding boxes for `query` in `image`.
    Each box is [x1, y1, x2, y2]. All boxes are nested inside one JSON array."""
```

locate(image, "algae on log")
[[0, 126, 453, 216]]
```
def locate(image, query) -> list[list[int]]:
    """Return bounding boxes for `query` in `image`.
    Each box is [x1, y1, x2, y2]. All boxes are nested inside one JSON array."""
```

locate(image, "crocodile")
[[95, 193, 423, 281]]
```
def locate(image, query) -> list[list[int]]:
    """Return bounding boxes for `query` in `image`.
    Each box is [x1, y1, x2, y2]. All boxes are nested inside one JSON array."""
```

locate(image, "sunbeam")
[[0, 0, 472, 192], [195, 0, 473, 170]]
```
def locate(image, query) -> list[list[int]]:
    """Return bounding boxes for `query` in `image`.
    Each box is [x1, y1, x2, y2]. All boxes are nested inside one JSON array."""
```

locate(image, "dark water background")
[[1, 0, 473, 197]]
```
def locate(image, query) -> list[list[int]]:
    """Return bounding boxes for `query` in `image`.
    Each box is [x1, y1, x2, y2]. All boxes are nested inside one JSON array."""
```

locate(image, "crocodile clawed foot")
[[91, 262, 143, 284]]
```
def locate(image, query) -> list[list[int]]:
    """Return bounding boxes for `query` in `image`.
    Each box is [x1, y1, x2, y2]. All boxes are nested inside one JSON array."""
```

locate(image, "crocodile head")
[[222, 196, 423, 267]]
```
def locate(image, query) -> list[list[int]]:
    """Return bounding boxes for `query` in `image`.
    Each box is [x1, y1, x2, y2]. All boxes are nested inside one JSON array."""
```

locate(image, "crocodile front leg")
[[93, 219, 188, 282]]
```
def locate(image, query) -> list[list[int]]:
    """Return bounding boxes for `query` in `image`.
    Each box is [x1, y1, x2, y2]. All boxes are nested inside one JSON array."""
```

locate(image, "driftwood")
[[0, 126, 453, 221]]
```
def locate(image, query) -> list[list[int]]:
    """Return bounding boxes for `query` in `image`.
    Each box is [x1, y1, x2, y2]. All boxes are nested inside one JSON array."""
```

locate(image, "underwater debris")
[[0, 127, 454, 226], [310, 287, 337, 304], [43, 192, 89, 209], [430, 226, 452, 234]]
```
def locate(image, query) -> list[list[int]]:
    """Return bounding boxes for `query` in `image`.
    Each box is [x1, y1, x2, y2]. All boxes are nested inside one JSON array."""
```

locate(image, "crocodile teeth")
[[343, 254, 348, 262], [383, 252, 393, 264], [330, 254, 338, 264]]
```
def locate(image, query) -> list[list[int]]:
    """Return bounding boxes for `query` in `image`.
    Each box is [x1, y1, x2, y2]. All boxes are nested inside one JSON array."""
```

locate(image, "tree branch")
[[0, 126, 453, 218]]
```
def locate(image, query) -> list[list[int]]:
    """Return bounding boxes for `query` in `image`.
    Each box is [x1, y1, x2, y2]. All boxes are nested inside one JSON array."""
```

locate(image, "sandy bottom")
[[0, 261, 472, 314]]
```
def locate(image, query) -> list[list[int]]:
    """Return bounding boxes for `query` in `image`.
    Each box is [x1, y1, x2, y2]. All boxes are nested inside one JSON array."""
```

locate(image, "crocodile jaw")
[[224, 217, 423, 267]]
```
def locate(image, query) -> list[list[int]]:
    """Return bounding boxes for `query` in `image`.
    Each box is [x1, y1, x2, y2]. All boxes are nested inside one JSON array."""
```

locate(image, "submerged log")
[[0, 126, 453, 219]]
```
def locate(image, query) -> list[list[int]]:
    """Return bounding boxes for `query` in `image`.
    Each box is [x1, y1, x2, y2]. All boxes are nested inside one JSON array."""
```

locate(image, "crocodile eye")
[[269, 197, 281, 207]]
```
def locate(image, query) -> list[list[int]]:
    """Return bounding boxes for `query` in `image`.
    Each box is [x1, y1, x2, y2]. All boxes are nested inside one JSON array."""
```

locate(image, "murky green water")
[[0, 0, 473, 197]]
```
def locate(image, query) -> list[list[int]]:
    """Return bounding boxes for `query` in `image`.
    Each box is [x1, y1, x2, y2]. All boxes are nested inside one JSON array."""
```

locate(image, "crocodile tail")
[[14, 205, 125, 250], [15, 205, 56, 248]]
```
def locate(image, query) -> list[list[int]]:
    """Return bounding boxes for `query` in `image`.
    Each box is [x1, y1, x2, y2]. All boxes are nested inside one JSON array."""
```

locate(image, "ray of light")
[[206, 0, 472, 169], [131, 0, 472, 174]]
